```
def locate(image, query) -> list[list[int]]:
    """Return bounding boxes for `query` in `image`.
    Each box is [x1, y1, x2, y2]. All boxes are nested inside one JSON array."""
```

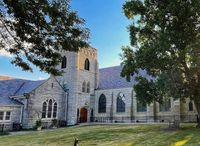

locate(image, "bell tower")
[[56, 47, 98, 125]]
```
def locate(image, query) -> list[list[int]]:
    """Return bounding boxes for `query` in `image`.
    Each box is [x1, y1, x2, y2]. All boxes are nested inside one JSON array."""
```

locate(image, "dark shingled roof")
[[0, 79, 46, 106], [98, 66, 152, 90], [0, 65, 152, 105]]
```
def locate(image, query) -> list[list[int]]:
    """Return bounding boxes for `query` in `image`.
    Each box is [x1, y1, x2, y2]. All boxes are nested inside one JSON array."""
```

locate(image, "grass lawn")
[[0, 124, 199, 146]]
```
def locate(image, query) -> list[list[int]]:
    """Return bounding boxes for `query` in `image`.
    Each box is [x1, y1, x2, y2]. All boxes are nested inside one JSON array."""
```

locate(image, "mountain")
[[0, 75, 14, 81]]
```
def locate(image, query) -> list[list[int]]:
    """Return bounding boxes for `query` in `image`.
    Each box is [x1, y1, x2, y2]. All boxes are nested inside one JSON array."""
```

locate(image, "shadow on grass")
[[0, 132, 9, 136]]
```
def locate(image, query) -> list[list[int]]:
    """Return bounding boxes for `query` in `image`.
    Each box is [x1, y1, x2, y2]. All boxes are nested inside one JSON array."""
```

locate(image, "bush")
[[13, 123, 22, 131], [58, 120, 67, 127], [36, 119, 42, 128], [52, 119, 58, 127]]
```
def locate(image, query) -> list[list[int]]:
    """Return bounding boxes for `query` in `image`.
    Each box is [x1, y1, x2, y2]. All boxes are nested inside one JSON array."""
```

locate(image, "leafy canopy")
[[121, 0, 200, 107], [0, 0, 89, 75]]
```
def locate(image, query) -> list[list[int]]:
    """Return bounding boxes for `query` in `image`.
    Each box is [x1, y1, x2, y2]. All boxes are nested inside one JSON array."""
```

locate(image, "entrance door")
[[80, 108, 88, 123]]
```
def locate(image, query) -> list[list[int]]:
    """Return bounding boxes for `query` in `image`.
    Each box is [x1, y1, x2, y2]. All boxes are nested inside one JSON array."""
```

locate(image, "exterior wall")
[[56, 48, 98, 125], [94, 87, 197, 123], [153, 99, 181, 122], [76, 48, 98, 123], [56, 51, 79, 125], [21, 77, 66, 129], [0, 106, 22, 131], [180, 99, 197, 122], [94, 88, 134, 122]]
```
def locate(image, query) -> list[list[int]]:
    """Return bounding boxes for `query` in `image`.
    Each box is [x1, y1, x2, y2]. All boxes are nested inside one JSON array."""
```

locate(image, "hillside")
[[0, 75, 14, 80]]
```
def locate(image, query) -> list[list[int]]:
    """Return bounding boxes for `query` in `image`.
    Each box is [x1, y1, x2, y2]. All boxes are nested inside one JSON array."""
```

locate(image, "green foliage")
[[0, 124, 200, 145], [35, 119, 42, 128], [134, 77, 160, 104], [52, 119, 57, 127], [0, 0, 89, 75], [121, 0, 200, 120]]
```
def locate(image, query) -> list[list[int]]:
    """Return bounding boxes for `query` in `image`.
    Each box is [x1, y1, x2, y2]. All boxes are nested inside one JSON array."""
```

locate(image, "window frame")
[[189, 101, 193, 111], [53, 102, 57, 118], [116, 93, 126, 113], [42, 102, 47, 119], [137, 102, 147, 112], [82, 81, 86, 92], [159, 98, 171, 112], [5, 111, 11, 121], [84, 58, 90, 71], [86, 82, 90, 93], [0, 111, 11, 121], [0, 111, 4, 121], [42, 99, 57, 119], [98, 94, 107, 113], [61, 56, 67, 69], [47, 99, 53, 118]]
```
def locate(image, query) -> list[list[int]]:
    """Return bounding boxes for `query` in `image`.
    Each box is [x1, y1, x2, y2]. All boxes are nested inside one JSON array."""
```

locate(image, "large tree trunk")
[[194, 99, 200, 128]]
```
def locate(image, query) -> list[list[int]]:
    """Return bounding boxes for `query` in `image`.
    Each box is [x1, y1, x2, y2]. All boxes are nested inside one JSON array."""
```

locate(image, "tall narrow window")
[[87, 82, 90, 93], [117, 93, 125, 112], [160, 97, 171, 112], [84, 58, 90, 70], [5, 111, 11, 120], [0, 112, 3, 120], [189, 101, 193, 111], [98, 94, 106, 113], [42, 102, 47, 118], [61, 56, 67, 69], [82, 81, 86, 92], [77, 108, 80, 123], [53, 102, 57, 118], [48, 99, 53, 118], [137, 102, 147, 112], [77, 108, 79, 117]]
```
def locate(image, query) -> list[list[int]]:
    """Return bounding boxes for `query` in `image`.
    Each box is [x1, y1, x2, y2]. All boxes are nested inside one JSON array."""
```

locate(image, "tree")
[[0, 0, 89, 75], [121, 0, 200, 127]]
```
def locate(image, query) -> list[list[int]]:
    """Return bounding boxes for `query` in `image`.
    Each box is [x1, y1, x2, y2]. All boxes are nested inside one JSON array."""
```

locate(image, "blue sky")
[[0, 0, 130, 80]]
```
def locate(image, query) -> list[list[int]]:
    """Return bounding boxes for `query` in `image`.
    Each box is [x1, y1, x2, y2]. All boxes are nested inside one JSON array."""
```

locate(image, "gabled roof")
[[0, 79, 46, 106], [14, 80, 46, 96], [98, 66, 152, 90]]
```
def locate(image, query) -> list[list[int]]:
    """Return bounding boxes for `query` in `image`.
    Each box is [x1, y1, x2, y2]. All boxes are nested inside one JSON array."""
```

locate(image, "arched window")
[[189, 101, 193, 111], [42, 99, 57, 119], [48, 99, 52, 118], [42, 102, 47, 118], [82, 81, 86, 92], [61, 56, 67, 69], [53, 102, 57, 118], [160, 97, 171, 112], [84, 58, 90, 70], [87, 82, 90, 93], [98, 94, 106, 113], [117, 93, 125, 112], [137, 101, 147, 112]]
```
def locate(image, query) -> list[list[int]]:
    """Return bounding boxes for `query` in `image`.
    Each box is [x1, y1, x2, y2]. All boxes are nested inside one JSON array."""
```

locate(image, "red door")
[[80, 108, 88, 123]]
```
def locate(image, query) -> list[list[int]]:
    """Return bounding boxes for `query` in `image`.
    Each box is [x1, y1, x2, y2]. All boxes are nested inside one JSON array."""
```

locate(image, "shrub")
[[52, 119, 58, 127], [58, 120, 67, 127], [13, 123, 22, 131], [36, 119, 42, 128]]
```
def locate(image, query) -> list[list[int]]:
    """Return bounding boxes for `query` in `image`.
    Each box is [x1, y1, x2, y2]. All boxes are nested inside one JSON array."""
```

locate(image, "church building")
[[0, 47, 197, 130]]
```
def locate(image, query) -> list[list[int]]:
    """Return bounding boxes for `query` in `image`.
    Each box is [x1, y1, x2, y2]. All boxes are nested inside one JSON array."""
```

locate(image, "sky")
[[0, 0, 130, 80]]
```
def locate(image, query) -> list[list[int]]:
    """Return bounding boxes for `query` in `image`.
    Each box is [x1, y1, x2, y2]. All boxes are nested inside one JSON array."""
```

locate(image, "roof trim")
[[14, 79, 47, 96]]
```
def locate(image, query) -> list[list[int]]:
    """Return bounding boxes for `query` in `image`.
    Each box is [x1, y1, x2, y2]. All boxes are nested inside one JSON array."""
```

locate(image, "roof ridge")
[[13, 82, 26, 96], [99, 65, 122, 70]]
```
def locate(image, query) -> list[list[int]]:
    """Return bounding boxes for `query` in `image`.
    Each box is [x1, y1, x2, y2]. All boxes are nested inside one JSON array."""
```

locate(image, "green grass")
[[0, 124, 199, 146]]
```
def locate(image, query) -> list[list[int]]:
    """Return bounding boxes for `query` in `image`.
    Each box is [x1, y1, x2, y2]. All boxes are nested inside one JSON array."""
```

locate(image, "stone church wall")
[[0, 106, 21, 131], [22, 77, 66, 129], [94, 87, 197, 123]]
